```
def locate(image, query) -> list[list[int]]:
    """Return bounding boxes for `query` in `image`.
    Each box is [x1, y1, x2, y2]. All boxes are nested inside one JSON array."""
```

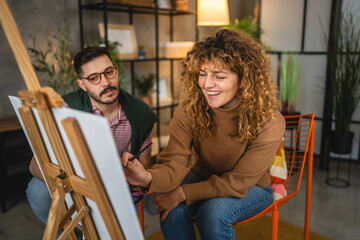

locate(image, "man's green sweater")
[[63, 89, 157, 155]]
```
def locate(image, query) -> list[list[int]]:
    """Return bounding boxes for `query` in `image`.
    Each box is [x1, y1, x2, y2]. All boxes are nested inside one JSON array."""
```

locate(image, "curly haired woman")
[[122, 28, 285, 240]]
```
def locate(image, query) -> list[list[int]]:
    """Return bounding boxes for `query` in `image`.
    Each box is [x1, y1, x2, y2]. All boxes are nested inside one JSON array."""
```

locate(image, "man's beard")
[[87, 85, 119, 105]]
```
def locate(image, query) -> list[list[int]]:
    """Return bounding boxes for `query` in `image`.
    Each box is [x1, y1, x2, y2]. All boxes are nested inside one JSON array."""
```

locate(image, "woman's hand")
[[153, 186, 186, 221], [121, 152, 152, 188]]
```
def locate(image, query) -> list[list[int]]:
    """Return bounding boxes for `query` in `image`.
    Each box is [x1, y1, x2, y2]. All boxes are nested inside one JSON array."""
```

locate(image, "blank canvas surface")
[[9, 96, 143, 240]]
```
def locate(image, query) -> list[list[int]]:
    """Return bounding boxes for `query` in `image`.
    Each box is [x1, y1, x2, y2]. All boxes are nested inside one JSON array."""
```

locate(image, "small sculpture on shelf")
[[134, 73, 155, 106], [138, 45, 146, 59]]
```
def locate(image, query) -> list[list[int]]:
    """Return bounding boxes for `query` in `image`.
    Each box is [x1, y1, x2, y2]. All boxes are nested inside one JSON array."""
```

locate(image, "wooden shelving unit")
[[78, 0, 198, 152]]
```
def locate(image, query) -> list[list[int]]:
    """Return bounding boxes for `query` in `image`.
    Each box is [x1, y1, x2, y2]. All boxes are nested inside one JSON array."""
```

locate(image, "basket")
[[107, 0, 154, 7]]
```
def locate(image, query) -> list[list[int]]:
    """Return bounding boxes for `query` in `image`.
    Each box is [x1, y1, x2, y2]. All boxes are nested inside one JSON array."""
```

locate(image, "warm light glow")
[[197, 0, 230, 26]]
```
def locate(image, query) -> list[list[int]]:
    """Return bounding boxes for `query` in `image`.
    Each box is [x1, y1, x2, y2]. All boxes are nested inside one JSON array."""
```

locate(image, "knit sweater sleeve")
[[147, 103, 194, 193], [183, 112, 285, 205]]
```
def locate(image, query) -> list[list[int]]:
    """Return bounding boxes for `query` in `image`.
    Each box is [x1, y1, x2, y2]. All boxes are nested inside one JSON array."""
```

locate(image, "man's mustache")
[[100, 86, 117, 97]]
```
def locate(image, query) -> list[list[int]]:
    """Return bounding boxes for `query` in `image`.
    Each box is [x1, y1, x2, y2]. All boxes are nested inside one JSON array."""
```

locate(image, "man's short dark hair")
[[73, 46, 112, 77]]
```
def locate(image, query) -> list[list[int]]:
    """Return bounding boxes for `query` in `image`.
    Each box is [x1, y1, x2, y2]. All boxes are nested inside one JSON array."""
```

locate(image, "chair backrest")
[[283, 113, 315, 196]]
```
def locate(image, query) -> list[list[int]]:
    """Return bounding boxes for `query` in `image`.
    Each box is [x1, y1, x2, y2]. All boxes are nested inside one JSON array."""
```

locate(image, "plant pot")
[[281, 111, 301, 128], [330, 131, 354, 154]]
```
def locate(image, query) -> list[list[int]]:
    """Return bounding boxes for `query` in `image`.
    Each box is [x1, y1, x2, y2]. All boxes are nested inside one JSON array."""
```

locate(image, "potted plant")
[[328, 10, 360, 154], [134, 73, 155, 106], [28, 21, 126, 95], [222, 15, 271, 52], [279, 53, 300, 115], [223, 15, 262, 43], [89, 39, 126, 89], [28, 21, 78, 95]]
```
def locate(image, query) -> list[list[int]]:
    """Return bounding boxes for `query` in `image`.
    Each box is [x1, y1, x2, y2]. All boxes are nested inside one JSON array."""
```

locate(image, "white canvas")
[[9, 96, 143, 240]]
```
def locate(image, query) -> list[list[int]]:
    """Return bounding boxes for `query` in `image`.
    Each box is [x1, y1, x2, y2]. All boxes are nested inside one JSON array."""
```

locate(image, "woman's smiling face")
[[198, 62, 240, 109]]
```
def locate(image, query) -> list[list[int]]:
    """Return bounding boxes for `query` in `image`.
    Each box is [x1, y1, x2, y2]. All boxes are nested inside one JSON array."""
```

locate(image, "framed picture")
[[98, 23, 138, 59], [157, 0, 170, 8], [152, 78, 172, 106]]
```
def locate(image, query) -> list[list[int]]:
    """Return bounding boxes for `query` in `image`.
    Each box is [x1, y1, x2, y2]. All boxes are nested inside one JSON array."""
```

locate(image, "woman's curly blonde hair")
[[180, 28, 279, 143]]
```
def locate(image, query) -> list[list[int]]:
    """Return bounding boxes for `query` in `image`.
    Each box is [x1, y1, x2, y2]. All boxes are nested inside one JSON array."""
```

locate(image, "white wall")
[[261, 0, 304, 51], [0, 0, 79, 118]]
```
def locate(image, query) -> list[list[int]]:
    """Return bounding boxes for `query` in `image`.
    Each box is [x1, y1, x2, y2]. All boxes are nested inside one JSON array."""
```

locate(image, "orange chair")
[[233, 113, 315, 240], [138, 199, 145, 233]]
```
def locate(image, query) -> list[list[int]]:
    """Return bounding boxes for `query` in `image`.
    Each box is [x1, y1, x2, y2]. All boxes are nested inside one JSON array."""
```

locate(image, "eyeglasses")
[[80, 66, 117, 85]]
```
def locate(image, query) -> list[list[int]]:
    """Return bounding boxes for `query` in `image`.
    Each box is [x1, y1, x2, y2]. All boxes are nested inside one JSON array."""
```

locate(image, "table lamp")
[[197, 0, 230, 26]]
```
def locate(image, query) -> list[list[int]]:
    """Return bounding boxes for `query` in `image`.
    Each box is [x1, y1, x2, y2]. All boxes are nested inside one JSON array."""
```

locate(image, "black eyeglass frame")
[[80, 66, 118, 85]]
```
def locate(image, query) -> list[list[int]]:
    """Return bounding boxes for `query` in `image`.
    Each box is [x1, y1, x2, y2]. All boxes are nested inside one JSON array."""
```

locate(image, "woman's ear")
[[77, 79, 87, 92]]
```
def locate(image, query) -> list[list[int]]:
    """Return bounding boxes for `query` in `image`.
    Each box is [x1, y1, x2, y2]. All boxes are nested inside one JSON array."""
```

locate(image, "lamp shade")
[[197, 0, 230, 26]]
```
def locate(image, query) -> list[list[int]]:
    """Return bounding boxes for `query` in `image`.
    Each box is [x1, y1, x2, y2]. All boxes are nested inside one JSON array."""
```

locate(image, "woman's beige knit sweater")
[[148, 103, 285, 205]]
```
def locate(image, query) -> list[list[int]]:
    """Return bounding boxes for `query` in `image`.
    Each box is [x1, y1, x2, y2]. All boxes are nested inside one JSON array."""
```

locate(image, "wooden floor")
[[0, 158, 359, 240]]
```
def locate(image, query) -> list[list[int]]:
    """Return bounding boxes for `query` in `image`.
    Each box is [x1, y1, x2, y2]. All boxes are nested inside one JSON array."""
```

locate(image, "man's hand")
[[153, 186, 186, 221], [121, 152, 152, 188]]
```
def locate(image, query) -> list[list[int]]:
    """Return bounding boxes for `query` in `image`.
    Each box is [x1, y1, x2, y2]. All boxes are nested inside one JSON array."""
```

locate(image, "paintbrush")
[[128, 142, 153, 162]]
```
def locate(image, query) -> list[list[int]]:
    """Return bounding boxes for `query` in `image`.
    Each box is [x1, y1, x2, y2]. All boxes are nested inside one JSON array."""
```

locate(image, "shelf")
[[81, 3, 196, 16], [122, 57, 184, 62], [151, 98, 179, 109], [79, 0, 197, 153], [153, 103, 179, 110]]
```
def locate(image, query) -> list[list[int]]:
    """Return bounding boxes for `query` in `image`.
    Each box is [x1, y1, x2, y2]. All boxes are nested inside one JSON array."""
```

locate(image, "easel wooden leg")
[[58, 206, 89, 240], [43, 177, 90, 240], [43, 178, 69, 240], [58, 205, 76, 231], [1, 0, 129, 238], [62, 118, 125, 239]]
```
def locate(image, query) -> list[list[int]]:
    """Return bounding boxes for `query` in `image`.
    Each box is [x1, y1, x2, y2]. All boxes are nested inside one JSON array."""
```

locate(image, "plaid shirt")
[[90, 101, 152, 157]]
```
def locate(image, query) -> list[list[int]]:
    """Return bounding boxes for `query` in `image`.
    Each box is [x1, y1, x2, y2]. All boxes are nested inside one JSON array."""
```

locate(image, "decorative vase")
[[281, 101, 296, 115], [330, 131, 354, 154]]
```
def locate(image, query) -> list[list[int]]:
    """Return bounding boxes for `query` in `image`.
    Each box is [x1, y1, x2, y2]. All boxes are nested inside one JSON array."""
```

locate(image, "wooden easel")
[[0, 1, 126, 239]]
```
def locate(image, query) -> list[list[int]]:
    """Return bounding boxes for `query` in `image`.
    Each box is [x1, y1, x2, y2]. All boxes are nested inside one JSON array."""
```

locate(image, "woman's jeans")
[[160, 171, 273, 240]]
